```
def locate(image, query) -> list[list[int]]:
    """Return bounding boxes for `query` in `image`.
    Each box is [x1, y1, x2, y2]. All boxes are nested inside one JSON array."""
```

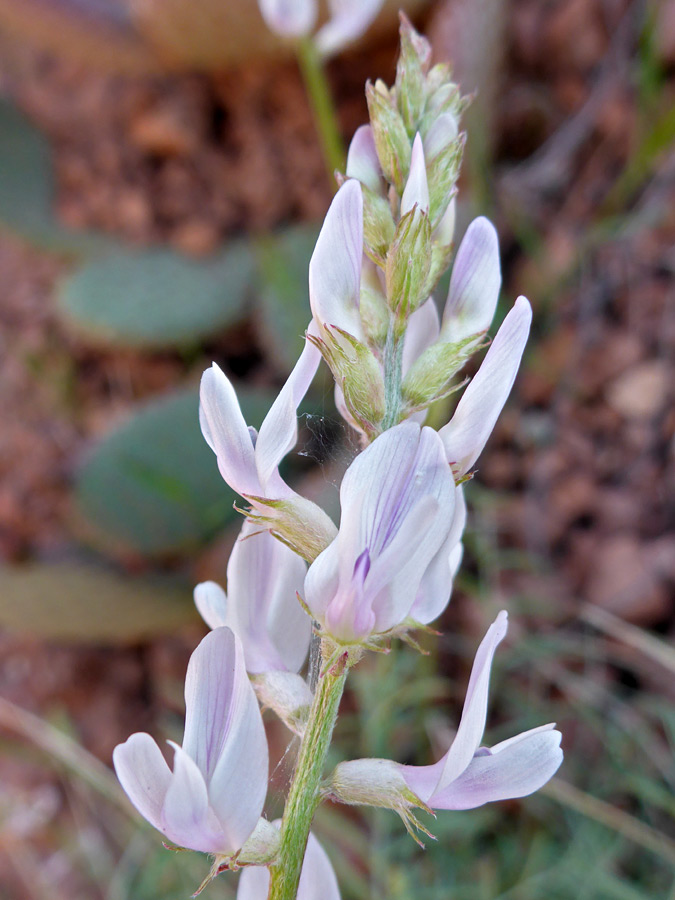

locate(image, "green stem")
[[382, 319, 404, 430], [267, 651, 347, 900], [296, 37, 345, 183]]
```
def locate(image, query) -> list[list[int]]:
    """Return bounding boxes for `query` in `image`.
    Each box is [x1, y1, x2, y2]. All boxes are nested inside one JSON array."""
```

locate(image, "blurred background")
[[0, 0, 673, 898]]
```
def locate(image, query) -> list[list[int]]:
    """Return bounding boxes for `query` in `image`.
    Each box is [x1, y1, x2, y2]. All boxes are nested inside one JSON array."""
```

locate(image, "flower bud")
[[385, 206, 432, 319], [359, 260, 389, 347], [366, 80, 411, 193], [401, 334, 484, 413], [310, 325, 385, 439], [243, 494, 338, 563], [427, 133, 465, 228], [394, 14, 431, 135], [346, 124, 382, 194], [362, 184, 396, 265], [251, 671, 313, 736]]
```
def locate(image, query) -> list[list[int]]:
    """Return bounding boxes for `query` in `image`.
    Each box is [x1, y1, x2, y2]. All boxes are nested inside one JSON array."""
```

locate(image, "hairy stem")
[[267, 649, 347, 900], [296, 37, 345, 183], [382, 319, 404, 430]]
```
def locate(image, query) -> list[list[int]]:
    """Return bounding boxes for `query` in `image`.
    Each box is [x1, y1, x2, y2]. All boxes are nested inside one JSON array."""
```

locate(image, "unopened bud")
[[427, 134, 465, 228], [385, 206, 432, 319], [252, 671, 313, 736], [359, 262, 389, 347], [243, 494, 337, 563], [395, 14, 431, 134], [366, 81, 411, 193], [362, 184, 396, 265], [401, 334, 485, 411], [309, 326, 385, 439]]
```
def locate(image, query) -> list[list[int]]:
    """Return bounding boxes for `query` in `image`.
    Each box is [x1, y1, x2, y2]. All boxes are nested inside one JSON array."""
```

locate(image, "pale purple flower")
[[257, 0, 383, 57], [113, 628, 268, 856], [330, 612, 562, 817], [399, 611, 563, 810], [440, 217, 501, 345], [315, 0, 385, 57], [200, 335, 319, 503], [304, 421, 458, 643], [194, 520, 310, 675], [439, 296, 532, 477], [258, 0, 316, 38], [237, 826, 340, 900], [423, 113, 459, 162]]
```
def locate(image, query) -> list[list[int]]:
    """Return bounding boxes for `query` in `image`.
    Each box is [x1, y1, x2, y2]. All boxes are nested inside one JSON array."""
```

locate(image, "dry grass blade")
[[543, 778, 675, 868]]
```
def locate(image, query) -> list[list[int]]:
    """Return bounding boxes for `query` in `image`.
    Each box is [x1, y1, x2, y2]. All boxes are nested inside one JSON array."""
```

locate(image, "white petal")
[[236, 828, 341, 900], [255, 333, 320, 494], [199, 364, 261, 496], [435, 611, 508, 792], [441, 217, 501, 344], [309, 180, 364, 340], [439, 296, 532, 476], [429, 725, 563, 809], [434, 196, 456, 246], [315, 0, 384, 56], [228, 519, 309, 673], [194, 581, 229, 630], [181, 629, 268, 850], [346, 125, 381, 194], [401, 133, 429, 216], [409, 483, 466, 621], [402, 297, 440, 376], [161, 743, 229, 853], [113, 732, 172, 833], [207, 634, 269, 850], [423, 112, 459, 161], [258, 0, 316, 37]]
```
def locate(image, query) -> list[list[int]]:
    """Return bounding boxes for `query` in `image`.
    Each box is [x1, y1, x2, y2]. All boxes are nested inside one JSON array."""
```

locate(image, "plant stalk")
[[267, 649, 347, 900], [382, 319, 404, 430], [296, 37, 345, 184]]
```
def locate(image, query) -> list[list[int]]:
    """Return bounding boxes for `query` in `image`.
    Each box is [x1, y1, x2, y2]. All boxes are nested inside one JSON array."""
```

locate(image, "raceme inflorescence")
[[114, 16, 563, 900]]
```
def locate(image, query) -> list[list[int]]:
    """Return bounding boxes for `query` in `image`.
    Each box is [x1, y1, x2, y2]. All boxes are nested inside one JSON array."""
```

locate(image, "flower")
[[439, 296, 532, 477], [113, 627, 268, 857], [199, 336, 336, 561], [236, 827, 341, 900], [194, 520, 310, 675], [328, 612, 563, 822], [304, 421, 458, 644], [257, 0, 384, 57], [258, 0, 316, 38]]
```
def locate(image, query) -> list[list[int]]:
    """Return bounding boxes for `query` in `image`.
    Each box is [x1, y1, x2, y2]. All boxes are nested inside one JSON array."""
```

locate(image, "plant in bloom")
[[258, 0, 385, 57], [114, 17, 563, 900]]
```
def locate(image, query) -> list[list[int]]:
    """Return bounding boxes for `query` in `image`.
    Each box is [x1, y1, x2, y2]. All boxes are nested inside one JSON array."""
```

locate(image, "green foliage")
[[0, 99, 117, 255], [74, 386, 274, 557], [0, 562, 196, 643], [58, 244, 255, 348], [255, 225, 319, 372]]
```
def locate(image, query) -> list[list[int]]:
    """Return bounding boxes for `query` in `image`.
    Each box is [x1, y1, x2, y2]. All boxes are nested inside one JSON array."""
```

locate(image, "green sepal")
[[428, 133, 465, 228], [401, 333, 486, 411], [362, 183, 396, 265], [385, 205, 432, 319], [395, 14, 431, 136], [308, 326, 385, 440], [366, 80, 412, 194]]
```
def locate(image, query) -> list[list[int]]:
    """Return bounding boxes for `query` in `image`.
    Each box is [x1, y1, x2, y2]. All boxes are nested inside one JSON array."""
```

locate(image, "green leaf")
[[255, 225, 319, 372], [0, 562, 197, 643], [74, 386, 274, 557], [0, 99, 118, 255], [58, 243, 255, 348]]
